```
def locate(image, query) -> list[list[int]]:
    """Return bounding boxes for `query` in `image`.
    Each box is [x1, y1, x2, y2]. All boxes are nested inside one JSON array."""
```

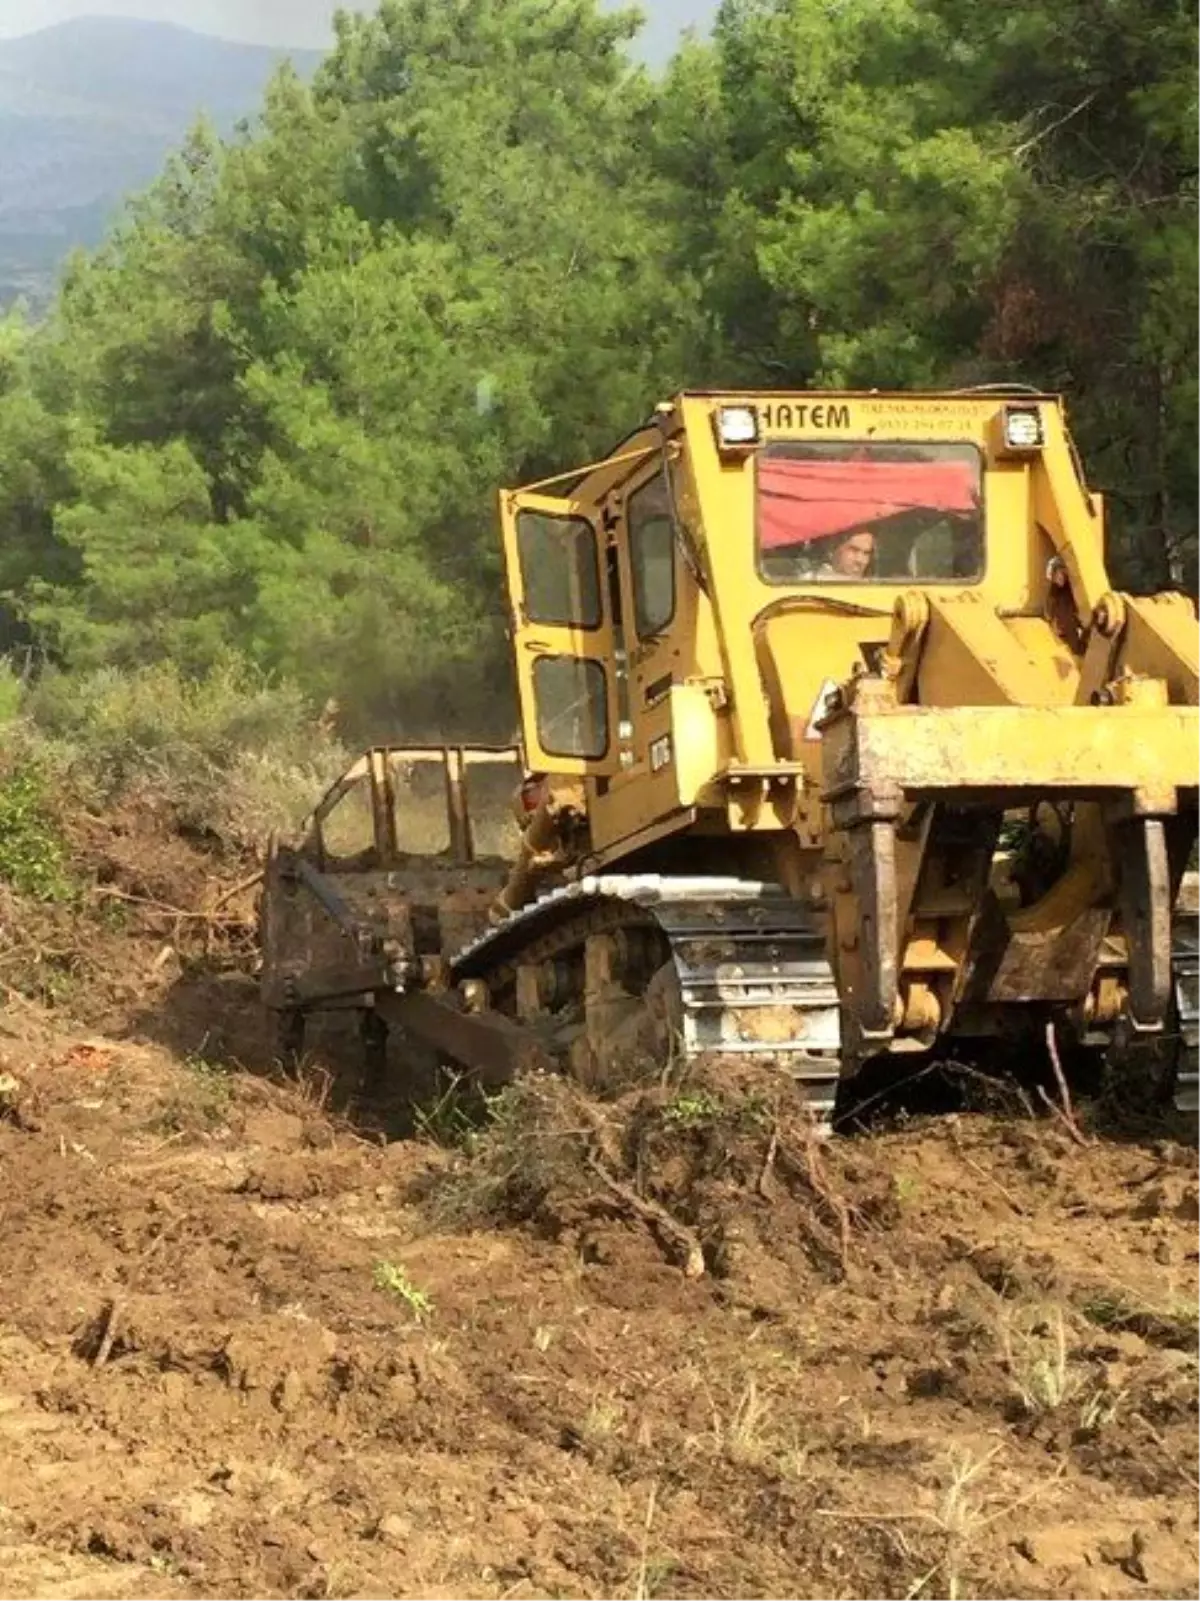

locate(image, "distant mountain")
[[0, 17, 322, 310], [0, 7, 720, 313]]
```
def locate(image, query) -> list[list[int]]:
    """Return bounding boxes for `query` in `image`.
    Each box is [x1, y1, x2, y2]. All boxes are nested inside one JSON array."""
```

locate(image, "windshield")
[[757, 441, 984, 583]]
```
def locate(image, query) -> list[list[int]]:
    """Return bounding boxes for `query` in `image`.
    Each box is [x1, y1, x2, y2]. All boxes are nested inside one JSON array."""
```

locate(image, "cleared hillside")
[[0, 759, 1193, 1599]]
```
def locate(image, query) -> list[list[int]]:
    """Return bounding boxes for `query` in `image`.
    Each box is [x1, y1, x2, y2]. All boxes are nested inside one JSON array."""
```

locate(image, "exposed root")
[[776, 1124, 856, 1276], [585, 1150, 706, 1279], [757, 1125, 780, 1200]]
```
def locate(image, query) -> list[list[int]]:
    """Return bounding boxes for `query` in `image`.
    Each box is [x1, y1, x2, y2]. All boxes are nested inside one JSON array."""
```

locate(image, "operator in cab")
[[769, 525, 877, 581], [819, 528, 875, 579]]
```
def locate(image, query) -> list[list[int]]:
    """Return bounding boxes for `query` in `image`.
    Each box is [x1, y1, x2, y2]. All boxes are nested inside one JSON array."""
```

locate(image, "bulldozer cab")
[[497, 390, 1132, 840]]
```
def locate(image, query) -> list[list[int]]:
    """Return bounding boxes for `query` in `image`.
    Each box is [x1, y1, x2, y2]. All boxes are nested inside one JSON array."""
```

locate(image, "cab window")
[[516, 510, 601, 626], [757, 441, 984, 583], [627, 472, 675, 637], [533, 656, 609, 760]]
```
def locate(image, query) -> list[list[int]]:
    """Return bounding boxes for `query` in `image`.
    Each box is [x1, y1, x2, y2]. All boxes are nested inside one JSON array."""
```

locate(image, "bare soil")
[[0, 802, 1195, 1601]]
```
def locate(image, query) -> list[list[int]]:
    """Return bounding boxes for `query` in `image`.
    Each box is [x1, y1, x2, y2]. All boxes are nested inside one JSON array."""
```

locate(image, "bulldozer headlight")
[[714, 404, 761, 451], [1002, 405, 1044, 451]]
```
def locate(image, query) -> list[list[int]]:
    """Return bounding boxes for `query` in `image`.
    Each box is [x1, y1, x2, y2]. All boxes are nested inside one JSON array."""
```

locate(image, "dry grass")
[[629, 1482, 668, 1601], [819, 1444, 1068, 1601], [919, 1446, 1004, 1600], [997, 1303, 1086, 1415], [813, 1451, 996, 1601], [580, 1393, 625, 1445], [712, 1377, 773, 1468]]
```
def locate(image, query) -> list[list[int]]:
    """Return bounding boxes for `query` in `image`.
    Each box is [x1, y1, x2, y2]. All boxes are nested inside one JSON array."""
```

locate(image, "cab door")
[[616, 465, 679, 768], [498, 489, 623, 775]]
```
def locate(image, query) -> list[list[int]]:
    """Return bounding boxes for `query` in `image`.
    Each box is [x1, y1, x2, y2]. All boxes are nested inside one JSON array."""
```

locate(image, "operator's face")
[[832, 531, 875, 578]]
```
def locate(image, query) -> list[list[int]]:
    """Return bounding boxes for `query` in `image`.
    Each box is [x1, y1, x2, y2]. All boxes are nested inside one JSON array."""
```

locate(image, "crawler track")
[[1172, 902, 1198, 1114], [447, 873, 1200, 1122], [452, 875, 843, 1120]]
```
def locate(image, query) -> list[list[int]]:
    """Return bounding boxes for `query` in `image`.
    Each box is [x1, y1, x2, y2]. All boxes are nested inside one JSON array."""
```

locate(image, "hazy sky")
[[0, 0, 717, 49], [0, 1, 340, 45]]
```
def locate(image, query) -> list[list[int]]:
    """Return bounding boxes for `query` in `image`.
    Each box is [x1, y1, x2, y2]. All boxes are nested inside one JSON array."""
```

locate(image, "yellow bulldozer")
[[258, 386, 1199, 1125]]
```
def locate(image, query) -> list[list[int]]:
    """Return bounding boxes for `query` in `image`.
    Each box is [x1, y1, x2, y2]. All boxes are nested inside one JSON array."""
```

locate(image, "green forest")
[[0, 0, 1194, 743]]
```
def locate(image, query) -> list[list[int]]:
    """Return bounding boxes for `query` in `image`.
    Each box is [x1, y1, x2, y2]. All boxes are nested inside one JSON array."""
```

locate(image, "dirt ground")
[[0, 802, 1196, 1601]]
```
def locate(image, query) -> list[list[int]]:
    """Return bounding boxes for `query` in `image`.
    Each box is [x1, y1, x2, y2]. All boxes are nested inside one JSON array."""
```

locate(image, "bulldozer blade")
[[373, 989, 554, 1090]]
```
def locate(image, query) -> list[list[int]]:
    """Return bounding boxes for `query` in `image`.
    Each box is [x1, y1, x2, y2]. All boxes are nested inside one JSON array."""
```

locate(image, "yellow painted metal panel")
[[826, 704, 1199, 798]]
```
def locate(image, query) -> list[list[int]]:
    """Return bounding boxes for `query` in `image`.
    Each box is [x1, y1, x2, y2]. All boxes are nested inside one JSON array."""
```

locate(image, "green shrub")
[[0, 765, 73, 901], [0, 662, 25, 728], [20, 658, 349, 845]]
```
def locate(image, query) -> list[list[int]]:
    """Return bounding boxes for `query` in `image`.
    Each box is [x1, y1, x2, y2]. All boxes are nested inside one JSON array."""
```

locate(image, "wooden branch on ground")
[[209, 871, 264, 912], [91, 1297, 123, 1370], [91, 885, 247, 922], [1041, 1020, 1090, 1146]]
